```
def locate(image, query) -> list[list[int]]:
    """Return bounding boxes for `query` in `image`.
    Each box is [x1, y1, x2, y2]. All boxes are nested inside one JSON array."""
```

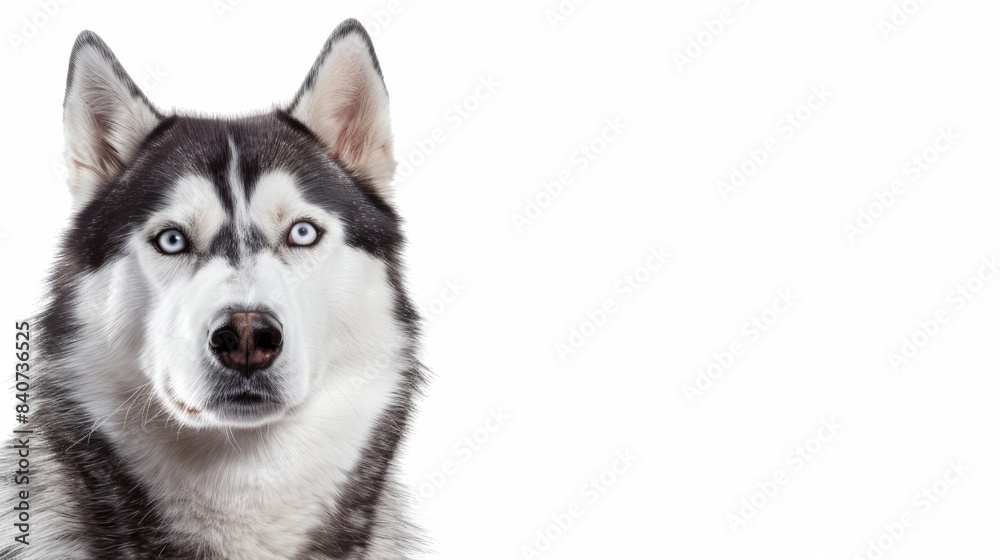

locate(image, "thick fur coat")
[[1, 19, 425, 559]]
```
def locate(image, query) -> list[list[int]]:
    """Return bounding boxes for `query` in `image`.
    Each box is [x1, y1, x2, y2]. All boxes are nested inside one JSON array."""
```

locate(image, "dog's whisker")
[[122, 383, 153, 429], [224, 426, 243, 456], [68, 382, 151, 450]]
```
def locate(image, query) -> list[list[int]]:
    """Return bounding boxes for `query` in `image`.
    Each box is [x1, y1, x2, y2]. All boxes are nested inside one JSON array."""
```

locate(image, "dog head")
[[51, 21, 416, 430]]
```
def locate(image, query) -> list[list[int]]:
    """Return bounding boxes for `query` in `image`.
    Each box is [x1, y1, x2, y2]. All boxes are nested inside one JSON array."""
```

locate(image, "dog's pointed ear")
[[287, 20, 396, 196], [63, 31, 162, 205]]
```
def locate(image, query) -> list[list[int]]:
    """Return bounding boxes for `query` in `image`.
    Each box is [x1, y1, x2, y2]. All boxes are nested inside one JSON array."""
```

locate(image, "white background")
[[1, 1, 999, 559]]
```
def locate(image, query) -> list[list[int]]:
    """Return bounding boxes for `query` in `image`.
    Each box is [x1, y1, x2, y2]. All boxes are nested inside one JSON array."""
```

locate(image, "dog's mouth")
[[174, 400, 200, 415], [162, 367, 290, 427], [208, 388, 283, 419], [166, 389, 284, 427], [220, 389, 278, 406], [164, 384, 201, 415]]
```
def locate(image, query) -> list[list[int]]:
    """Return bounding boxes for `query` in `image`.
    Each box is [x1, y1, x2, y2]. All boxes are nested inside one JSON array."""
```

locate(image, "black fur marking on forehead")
[[206, 223, 240, 266], [204, 223, 268, 267]]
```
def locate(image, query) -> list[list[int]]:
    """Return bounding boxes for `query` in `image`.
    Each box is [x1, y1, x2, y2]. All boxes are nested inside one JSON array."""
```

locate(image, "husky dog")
[[1, 19, 425, 559]]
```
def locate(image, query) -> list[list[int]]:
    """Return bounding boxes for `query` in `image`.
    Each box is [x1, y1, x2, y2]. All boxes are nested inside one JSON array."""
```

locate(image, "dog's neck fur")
[[122, 381, 396, 556], [37, 345, 413, 559]]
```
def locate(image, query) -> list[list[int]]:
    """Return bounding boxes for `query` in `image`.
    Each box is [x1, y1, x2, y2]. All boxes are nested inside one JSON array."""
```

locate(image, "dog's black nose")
[[209, 312, 282, 375]]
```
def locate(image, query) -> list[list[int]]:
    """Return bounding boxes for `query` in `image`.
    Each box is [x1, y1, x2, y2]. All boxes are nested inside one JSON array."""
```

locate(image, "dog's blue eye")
[[287, 221, 319, 247], [156, 229, 188, 254]]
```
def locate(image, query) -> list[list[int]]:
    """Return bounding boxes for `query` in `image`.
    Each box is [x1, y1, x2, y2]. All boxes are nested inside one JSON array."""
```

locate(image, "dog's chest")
[[128, 433, 357, 559], [150, 457, 346, 558], [163, 488, 330, 558]]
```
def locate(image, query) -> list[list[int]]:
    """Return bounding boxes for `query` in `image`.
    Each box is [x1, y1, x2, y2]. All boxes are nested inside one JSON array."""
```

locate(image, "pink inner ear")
[[292, 38, 394, 187], [315, 79, 363, 163], [329, 100, 366, 164], [328, 116, 351, 161]]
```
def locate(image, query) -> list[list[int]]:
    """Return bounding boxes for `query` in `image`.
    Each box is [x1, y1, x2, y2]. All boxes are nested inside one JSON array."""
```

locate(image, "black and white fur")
[[2, 19, 425, 559]]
